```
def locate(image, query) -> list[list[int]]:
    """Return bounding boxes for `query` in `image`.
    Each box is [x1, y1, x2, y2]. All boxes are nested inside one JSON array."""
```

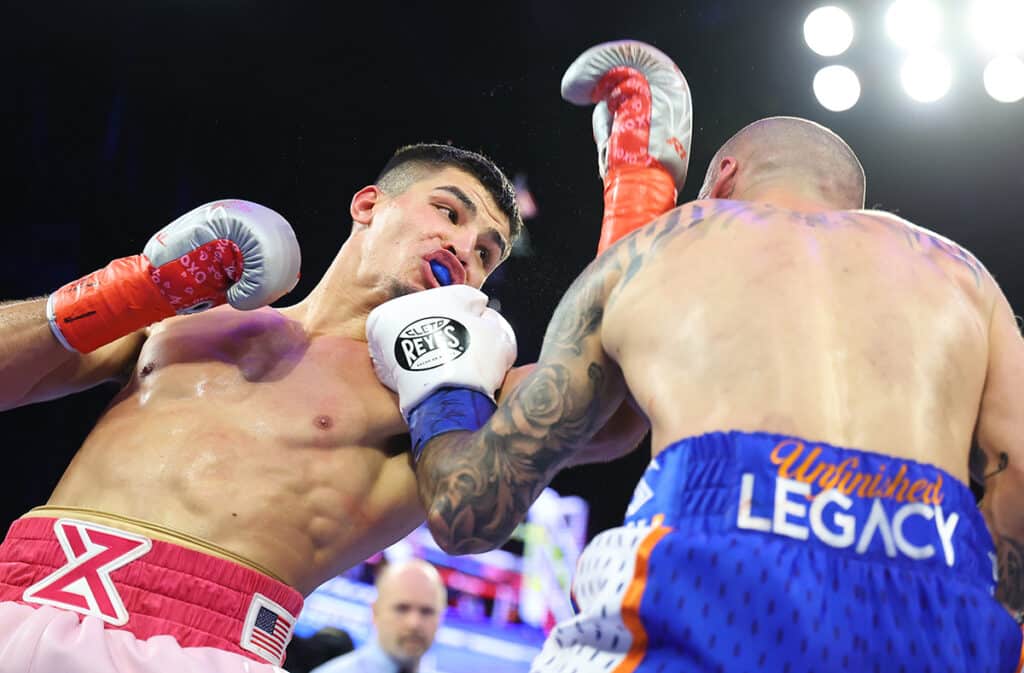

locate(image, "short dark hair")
[[375, 143, 523, 246]]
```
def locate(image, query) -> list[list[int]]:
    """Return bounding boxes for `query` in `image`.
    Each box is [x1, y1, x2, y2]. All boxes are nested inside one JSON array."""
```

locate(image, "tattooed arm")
[[497, 364, 649, 468], [974, 289, 1024, 615], [414, 204, 712, 553], [416, 242, 635, 554]]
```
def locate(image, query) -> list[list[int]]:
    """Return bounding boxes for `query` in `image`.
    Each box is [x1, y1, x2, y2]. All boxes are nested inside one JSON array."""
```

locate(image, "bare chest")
[[122, 309, 407, 449]]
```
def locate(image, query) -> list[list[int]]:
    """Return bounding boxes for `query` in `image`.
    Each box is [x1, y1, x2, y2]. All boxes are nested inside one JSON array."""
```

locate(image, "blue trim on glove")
[[408, 387, 497, 463]]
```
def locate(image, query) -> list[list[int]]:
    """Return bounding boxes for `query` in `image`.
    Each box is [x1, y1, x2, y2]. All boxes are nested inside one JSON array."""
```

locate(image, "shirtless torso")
[[414, 197, 1021, 560], [39, 304, 423, 595], [602, 199, 997, 481], [5, 163, 587, 597], [478, 198, 1024, 672]]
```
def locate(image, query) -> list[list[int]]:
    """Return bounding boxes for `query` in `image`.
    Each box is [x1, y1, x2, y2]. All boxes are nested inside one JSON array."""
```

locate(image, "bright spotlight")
[[813, 65, 862, 111], [969, 0, 1024, 55], [886, 0, 943, 49], [803, 6, 855, 57], [901, 51, 953, 102], [984, 55, 1024, 102]]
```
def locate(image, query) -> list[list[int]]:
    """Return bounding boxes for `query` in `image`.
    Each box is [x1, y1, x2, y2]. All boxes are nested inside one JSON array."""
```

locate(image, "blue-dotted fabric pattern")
[[531, 430, 1022, 673], [628, 431, 1021, 673]]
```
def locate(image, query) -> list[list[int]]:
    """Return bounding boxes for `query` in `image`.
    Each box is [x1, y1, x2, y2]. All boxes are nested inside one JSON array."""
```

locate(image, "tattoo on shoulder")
[[602, 201, 729, 305], [883, 220, 985, 287], [545, 276, 605, 356]]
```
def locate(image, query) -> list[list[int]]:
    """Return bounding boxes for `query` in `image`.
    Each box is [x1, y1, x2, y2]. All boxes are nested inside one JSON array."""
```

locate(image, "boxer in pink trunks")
[[0, 147, 536, 672], [0, 516, 301, 672], [0, 39, 683, 670]]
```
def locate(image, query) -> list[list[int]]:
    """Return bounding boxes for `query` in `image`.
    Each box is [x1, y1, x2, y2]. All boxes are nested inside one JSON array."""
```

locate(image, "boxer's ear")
[[709, 157, 739, 199], [350, 186, 382, 226]]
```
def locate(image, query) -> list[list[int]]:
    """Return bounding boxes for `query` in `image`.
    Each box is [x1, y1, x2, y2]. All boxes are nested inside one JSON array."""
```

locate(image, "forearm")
[[993, 533, 1024, 618], [979, 470, 1024, 617], [985, 515, 1024, 616], [415, 416, 569, 555], [0, 298, 78, 410]]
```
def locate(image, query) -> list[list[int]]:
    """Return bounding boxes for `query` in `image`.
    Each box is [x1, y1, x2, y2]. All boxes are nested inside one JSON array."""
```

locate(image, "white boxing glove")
[[366, 285, 517, 420], [47, 199, 301, 353]]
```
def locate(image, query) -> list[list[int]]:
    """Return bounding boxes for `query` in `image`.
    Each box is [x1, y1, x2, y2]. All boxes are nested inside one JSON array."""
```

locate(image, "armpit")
[[969, 441, 990, 487]]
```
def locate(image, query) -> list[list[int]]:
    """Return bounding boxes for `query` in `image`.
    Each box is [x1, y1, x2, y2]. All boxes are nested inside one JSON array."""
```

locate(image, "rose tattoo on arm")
[[416, 263, 624, 554]]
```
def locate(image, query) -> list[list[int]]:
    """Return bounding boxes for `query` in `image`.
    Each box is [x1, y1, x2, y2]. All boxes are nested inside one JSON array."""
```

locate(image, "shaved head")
[[375, 559, 447, 610], [371, 559, 447, 665], [698, 116, 865, 209]]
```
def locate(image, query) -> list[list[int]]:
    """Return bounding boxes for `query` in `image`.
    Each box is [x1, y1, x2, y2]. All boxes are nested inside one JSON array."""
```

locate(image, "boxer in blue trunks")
[[369, 115, 1024, 672]]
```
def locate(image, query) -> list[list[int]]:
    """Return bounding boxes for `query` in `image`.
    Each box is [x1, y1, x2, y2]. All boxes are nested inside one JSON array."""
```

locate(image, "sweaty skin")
[[3, 168, 521, 595], [417, 199, 1024, 613], [604, 200, 990, 471], [44, 305, 420, 595], [6, 166, 645, 595]]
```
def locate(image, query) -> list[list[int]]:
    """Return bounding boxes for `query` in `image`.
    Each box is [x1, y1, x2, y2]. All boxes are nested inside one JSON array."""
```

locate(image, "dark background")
[[3, 1, 1022, 541]]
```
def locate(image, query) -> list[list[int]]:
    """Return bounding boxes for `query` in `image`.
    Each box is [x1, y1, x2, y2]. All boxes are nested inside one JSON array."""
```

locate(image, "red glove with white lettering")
[[47, 199, 301, 353], [562, 40, 693, 254]]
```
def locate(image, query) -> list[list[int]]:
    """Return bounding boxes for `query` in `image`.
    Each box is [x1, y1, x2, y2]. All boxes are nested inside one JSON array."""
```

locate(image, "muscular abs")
[[44, 305, 421, 594]]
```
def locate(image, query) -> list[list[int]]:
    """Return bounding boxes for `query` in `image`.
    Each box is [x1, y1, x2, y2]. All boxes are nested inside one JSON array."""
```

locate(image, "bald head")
[[375, 559, 447, 608], [372, 559, 447, 664], [698, 116, 865, 209]]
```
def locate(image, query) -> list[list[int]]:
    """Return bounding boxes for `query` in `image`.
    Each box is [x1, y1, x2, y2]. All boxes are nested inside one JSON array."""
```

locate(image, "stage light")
[[984, 55, 1024, 102], [885, 0, 943, 50], [803, 6, 855, 57], [901, 51, 953, 102], [969, 0, 1024, 55], [813, 65, 862, 111]]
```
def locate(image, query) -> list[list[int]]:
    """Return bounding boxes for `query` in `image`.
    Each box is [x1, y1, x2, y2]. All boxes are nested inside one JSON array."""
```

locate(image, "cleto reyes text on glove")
[[366, 285, 517, 460]]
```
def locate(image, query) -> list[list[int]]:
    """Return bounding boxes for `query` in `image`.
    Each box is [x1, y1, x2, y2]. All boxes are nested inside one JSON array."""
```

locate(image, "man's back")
[[521, 198, 1023, 671], [409, 117, 1024, 671], [603, 199, 994, 481]]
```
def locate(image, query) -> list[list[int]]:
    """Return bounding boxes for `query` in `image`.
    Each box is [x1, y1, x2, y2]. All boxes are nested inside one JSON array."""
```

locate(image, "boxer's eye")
[[437, 205, 458, 224]]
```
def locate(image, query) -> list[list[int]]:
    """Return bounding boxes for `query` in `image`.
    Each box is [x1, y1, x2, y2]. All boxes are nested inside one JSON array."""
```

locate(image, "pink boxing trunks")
[[0, 515, 303, 673]]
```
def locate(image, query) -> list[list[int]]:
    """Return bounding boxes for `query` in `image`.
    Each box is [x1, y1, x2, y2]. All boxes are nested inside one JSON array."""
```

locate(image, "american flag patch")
[[240, 592, 295, 665]]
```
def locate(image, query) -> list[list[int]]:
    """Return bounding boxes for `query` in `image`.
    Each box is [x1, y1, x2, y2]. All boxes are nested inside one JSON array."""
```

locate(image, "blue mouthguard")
[[430, 260, 452, 286]]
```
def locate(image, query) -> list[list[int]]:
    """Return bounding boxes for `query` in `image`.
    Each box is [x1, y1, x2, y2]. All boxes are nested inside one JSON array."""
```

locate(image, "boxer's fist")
[[48, 199, 301, 353], [366, 285, 517, 420], [562, 40, 693, 253], [143, 200, 301, 311], [562, 40, 693, 190]]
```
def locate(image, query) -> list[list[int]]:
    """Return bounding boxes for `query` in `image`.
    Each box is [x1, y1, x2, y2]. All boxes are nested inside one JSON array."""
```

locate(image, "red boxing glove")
[[562, 41, 693, 255], [48, 200, 301, 353]]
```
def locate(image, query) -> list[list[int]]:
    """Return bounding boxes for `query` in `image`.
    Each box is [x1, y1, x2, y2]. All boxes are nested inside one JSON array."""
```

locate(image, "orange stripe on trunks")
[[612, 514, 672, 673]]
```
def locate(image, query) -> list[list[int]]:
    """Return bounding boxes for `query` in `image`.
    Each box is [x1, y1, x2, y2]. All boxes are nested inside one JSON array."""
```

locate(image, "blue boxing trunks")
[[530, 431, 1022, 673]]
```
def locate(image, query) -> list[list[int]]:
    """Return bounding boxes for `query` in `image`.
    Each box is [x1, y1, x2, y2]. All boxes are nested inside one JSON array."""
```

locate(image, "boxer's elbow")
[[416, 432, 528, 554], [425, 506, 507, 556]]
